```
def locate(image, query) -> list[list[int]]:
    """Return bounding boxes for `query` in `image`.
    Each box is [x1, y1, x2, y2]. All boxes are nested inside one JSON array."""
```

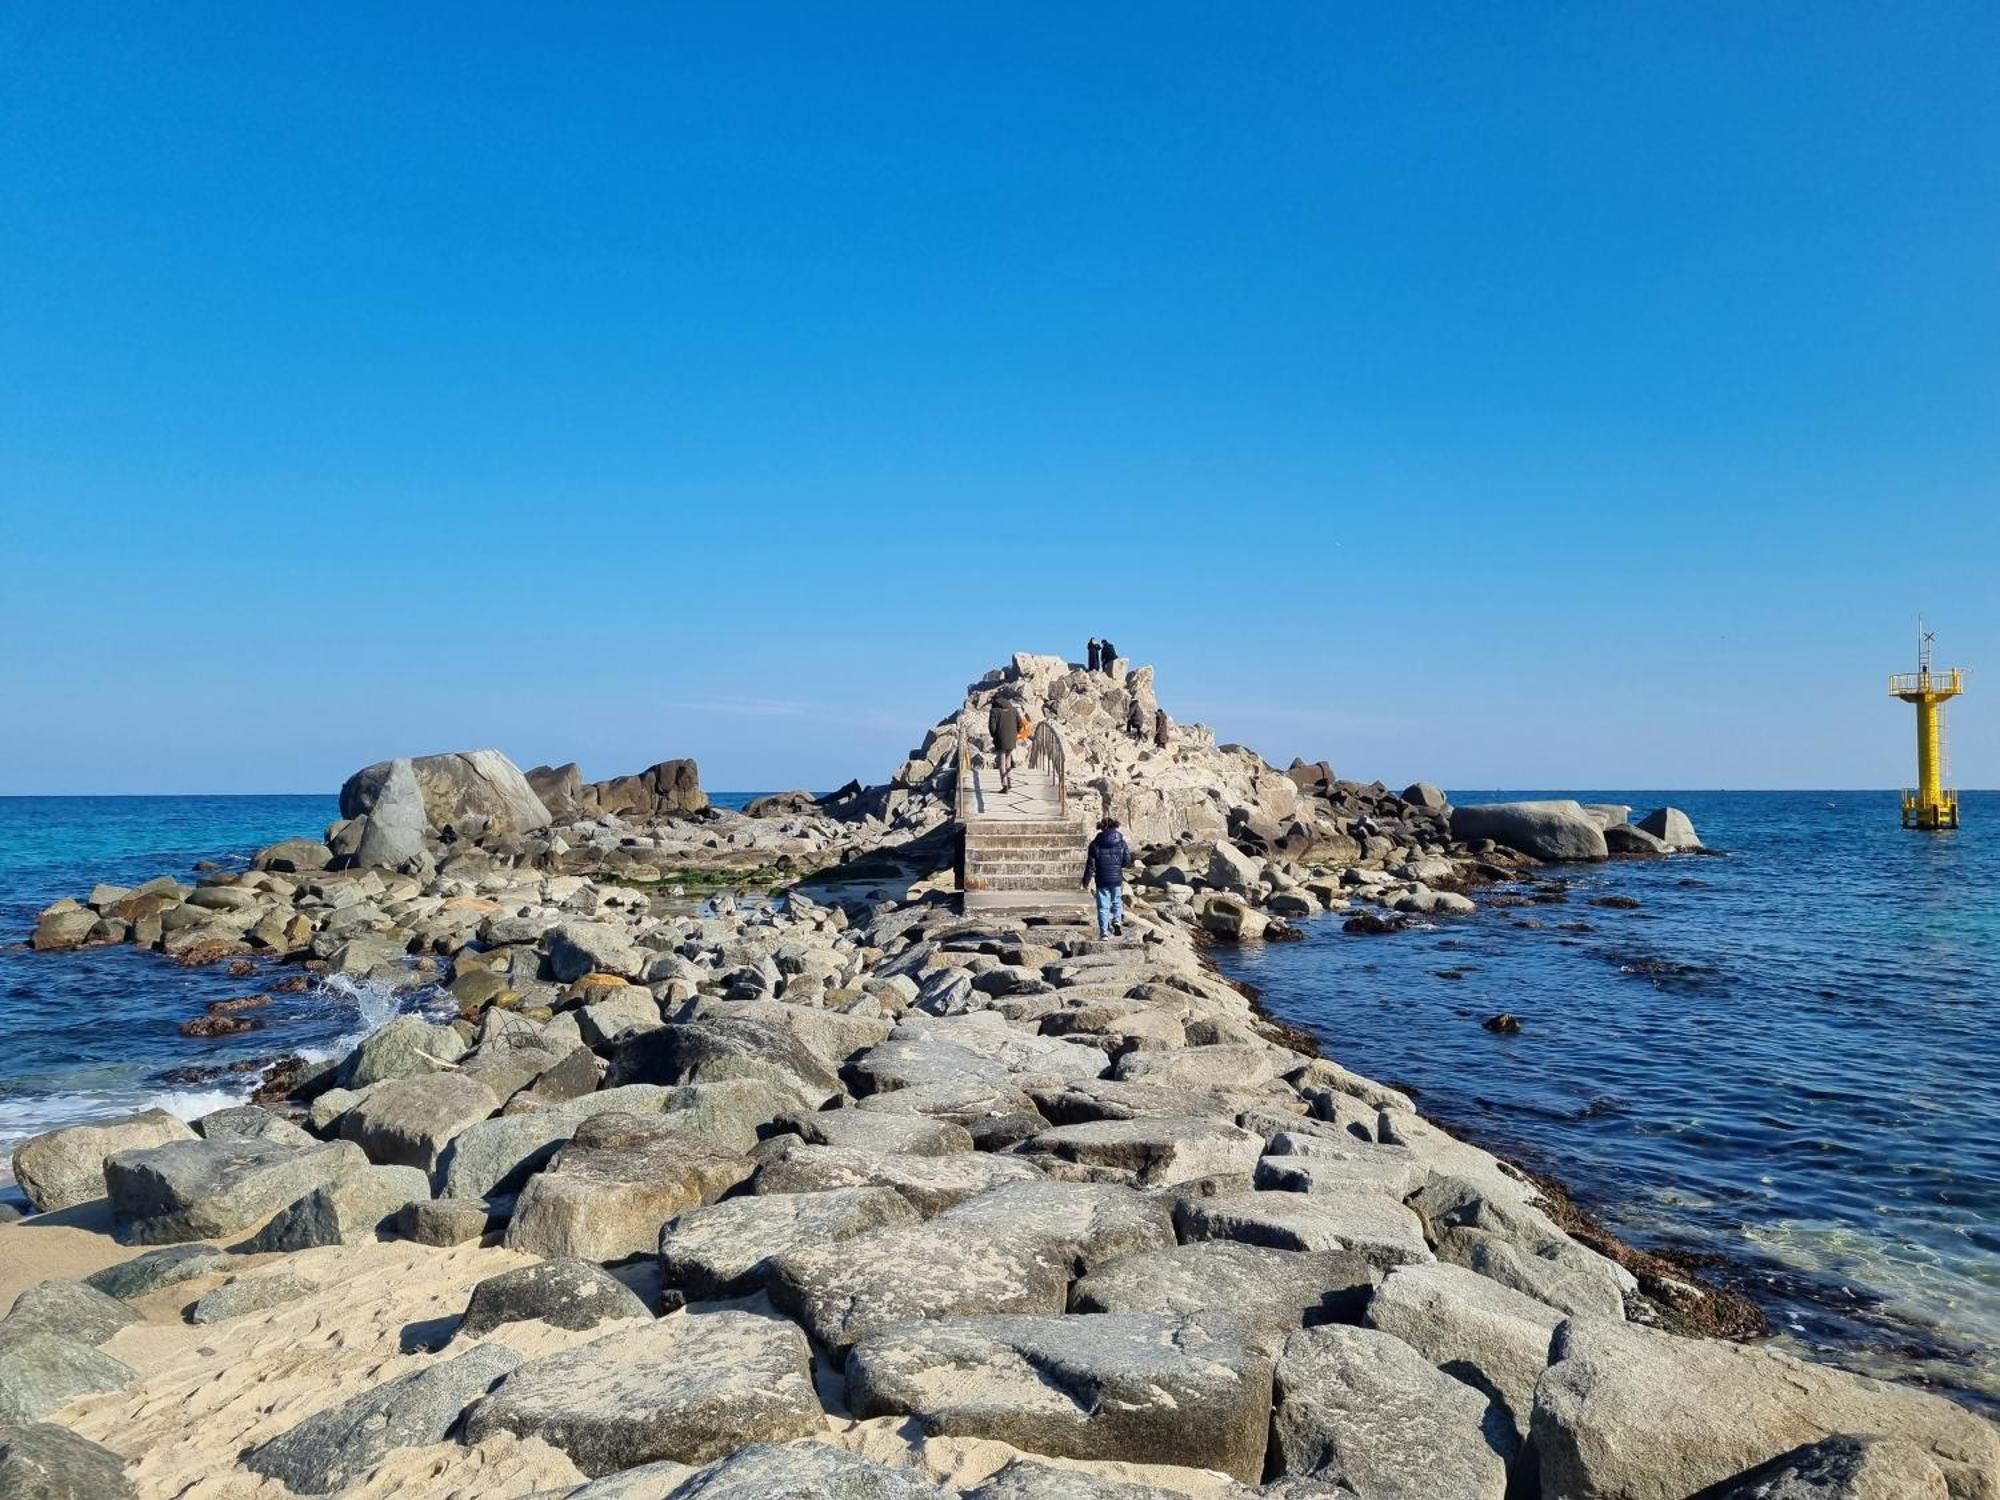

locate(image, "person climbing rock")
[[988, 692, 1025, 794], [1081, 816, 1133, 938], [1153, 707, 1171, 748]]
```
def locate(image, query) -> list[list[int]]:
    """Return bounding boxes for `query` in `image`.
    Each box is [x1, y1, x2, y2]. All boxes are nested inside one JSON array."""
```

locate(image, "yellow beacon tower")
[[1888, 622, 1966, 830]]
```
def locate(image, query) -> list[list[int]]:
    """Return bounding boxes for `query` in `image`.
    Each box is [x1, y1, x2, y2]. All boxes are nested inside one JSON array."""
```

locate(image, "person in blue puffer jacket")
[[1081, 816, 1133, 938]]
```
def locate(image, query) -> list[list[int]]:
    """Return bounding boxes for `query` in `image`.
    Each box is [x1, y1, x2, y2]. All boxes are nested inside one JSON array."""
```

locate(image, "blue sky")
[[3, 4, 1995, 794]]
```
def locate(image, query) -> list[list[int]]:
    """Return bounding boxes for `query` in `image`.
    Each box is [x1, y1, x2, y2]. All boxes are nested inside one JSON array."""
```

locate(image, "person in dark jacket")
[[1081, 816, 1133, 937], [1087, 638, 1102, 672], [988, 693, 1025, 794], [1153, 707, 1171, 748], [1100, 638, 1119, 674]]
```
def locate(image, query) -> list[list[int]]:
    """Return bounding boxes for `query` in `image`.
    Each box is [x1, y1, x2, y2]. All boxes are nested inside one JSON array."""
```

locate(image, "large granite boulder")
[[244, 1343, 521, 1494], [604, 1020, 844, 1110], [547, 921, 646, 984], [525, 761, 583, 819], [1449, 800, 1609, 861], [341, 748, 552, 838], [349, 757, 430, 869], [3, 1279, 140, 1347], [103, 1137, 368, 1244], [1531, 1315, 2000, 1500], [1018, 1116, 1264, 1186], [1174, 1189, 1432, 1269], [581, 758, 706, 819], [1703, 1434, 1951, 1499], [506, 1114, 753, 1261], [753, 1139, 1041, 1215], [613, 1442, 952, 1499], [1072, 1241, 1372, 1356], [0, 1333, 135, 1424], [846, 1312, 1274, 1484], [344, 1014, 469, 1088], [936, 1180, 1175, 1276], [340, 1073, 498, 1172], [1638, 805, 1703, 850], [463, 1311, 819, 1476], [457, 1258, 651, 1339], [0, 1422, 136, 1499], [1271, 1323, 1509, 1499], [659, 1186, 920, 1301], [243, 1164, 430, 1251], [9, 1109, 198, 1213]]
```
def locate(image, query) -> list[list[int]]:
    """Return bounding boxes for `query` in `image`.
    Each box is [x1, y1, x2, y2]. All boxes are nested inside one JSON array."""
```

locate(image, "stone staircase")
[[957, 758, 1092, 915]]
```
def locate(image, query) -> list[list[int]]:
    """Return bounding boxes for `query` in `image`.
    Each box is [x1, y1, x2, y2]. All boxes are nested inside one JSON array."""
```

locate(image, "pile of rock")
[[9, 868, 1992, 1497]]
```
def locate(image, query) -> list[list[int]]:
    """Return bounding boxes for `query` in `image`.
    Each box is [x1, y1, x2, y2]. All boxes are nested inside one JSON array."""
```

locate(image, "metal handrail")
[[1889, 669, 1965, 698], [1029, 719, 1067, 819]]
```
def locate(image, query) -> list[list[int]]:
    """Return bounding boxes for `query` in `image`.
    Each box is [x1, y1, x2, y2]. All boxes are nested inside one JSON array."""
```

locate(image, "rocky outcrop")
[[1450, 799, 1610, 861], [1639, 804, 1703, 850], [341, 749, 553, 842], [580, 758, 706, 819]]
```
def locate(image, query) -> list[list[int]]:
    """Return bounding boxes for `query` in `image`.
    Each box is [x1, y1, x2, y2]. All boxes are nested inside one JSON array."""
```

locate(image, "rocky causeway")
[[2, 652, 1990, 1499]]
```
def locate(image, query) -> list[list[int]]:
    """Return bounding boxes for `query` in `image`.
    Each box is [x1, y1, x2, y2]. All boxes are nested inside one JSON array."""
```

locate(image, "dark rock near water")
[[10, 1109, 198, 1214]]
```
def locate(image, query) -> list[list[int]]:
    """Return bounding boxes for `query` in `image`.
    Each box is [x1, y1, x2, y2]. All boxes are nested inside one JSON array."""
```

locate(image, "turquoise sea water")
[[2, 790, 1994, 1409], [1218, 789, 1999, 1410]]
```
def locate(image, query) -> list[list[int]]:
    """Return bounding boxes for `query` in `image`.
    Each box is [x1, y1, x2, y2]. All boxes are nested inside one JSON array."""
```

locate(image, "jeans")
[[1094, 882, 1124, 936]]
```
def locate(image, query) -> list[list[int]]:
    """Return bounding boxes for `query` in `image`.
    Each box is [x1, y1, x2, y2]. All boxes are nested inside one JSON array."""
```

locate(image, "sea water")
[[1217, 789, 1999, 1409]]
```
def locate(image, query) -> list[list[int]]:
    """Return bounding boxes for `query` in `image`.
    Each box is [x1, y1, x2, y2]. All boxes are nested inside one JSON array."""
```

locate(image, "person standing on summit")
[[1087, 638, 1102, 672], [1081, 816, 1133, 937], [1100, 637, 1119, 674], [987, 692, 1025, 795]]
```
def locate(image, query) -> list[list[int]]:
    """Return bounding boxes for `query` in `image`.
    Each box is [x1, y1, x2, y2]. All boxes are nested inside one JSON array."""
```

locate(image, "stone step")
[[963, 821, 1084, 839], [966, 873, 1098, 893], [966, 858, 1081, 878]]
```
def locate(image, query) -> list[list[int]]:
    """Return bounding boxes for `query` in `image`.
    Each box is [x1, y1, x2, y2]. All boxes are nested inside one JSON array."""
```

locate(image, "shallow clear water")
[[1217, 789, 2000, 1408]]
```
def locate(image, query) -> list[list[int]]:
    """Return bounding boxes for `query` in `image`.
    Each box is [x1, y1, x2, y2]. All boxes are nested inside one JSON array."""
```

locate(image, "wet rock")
[[0, 1422, 136, 1499], [9, 1109, 198, 1213], [752, 1139, 1041, 1215], [340, 1072, 498, 1172], [84, 1244, 232, 1302], [846, 1312, 1274, 1484], [458, 1257, 651, 1338], [1271, 1323, 1508, 1499], [768, 1220, 1069, 1349], [506, 1114, 753, 1261], [1364, 1260, 1564, 1446], [3, 1279, 139, 1347], [1176, 1189, 1432, 1270], [0, 1333, 135, 1423], [104, 1137, 367, 1244], [1481, 1012, 1522, 1034], [243, 1164, 429, 1251], [1532, 1315, 2000, 1500], [189, 1270, 320, 1324], [244, 1343, 522, 1494], [179, 1012, 259, 1037], [1017, 1117, 1263, 1187], [659, 1185, 919, 1301], [463, 1310, 821, 1476], [1704, 1434, 1950, 1499], [1637, 805, 1702, 850], [1072, 1241, 1373, 1355]]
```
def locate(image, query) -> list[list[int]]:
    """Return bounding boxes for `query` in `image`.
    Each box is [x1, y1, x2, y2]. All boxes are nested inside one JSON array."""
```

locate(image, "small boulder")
[[458, 1257, 651, 1338], [0, 1422, 136, 1499], [0, 1334, 135, 1424], [189, 1270, 319, 1324], [10, 1109, 198, 1213], [1637, 805, 1703, 850], [105, 1137, 367, 1244], [3, 1279, 139, 1347], [659, 1186, 920, 1301], [243, 1164, 429, 1251], [84, 1244, 232, 1302], [547, 921, 645, 983]]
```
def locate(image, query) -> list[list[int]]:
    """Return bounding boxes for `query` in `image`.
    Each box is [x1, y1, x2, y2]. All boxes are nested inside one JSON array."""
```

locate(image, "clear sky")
[[3, 4, 1995, 795]]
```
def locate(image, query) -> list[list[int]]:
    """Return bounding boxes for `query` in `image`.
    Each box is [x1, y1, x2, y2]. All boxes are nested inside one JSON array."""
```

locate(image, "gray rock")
[[642, 1441, 954, 1499], [767, 1220, 1068, 1349], [1532, 1316, 2000, 1500], [753, 1139, 1041, 1216], [548, 921, 645, 983], [341, 748, 552, 839], [1449, 800, 1609, 862], [104, 1137, 367, 1244], [784, 1110, 973, 1157], [660, 1186, 920, 1300], [1175, 1190, 1432, 1269], [340, 1072, 498, 1172], [9, 1109, 198, 1213], [1072, 1241, 1372, 1355], [506, 1114, 753, 1261], [1018, 1117, 1264, 1186], [350, 757, 430, 868], [463, 1310, 821, 1476], [970, 1459, 1243, 1499], [0, 1422, 136, 1499], [192, 1104, 314, 1148], [605, 1020, 843, 1110], [458, 1257, 651, 1338], [1637, 805, 1703, 850], [253, 837, 333, 873], [1112, 1045, 1281, 1091], [1605, 822, 1674, 855], [189, 1270, 320, 1324], [1404, 1174, 1631, 1319], [344, 1014, 469, 1088], [243, 1164, 430, 1251], [244, 1341, 523, 1494], [1400, 782, 1450, 813], [0, 1333, 135, 1424], [1252, 1145, 1426, 1199], [1272, 1323, 1508, 1500], [846, 1312, 1274, 1484], [579, 987, 666, 1045], [84, 1244, 232, 1302], [1703, 1435, 1951, 1499], [3, 1279, 139, 1346], [1363, 1260, 1563, 1446], [937, 1180, 1175, 1276], [399, 1197, 495, 1246]]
